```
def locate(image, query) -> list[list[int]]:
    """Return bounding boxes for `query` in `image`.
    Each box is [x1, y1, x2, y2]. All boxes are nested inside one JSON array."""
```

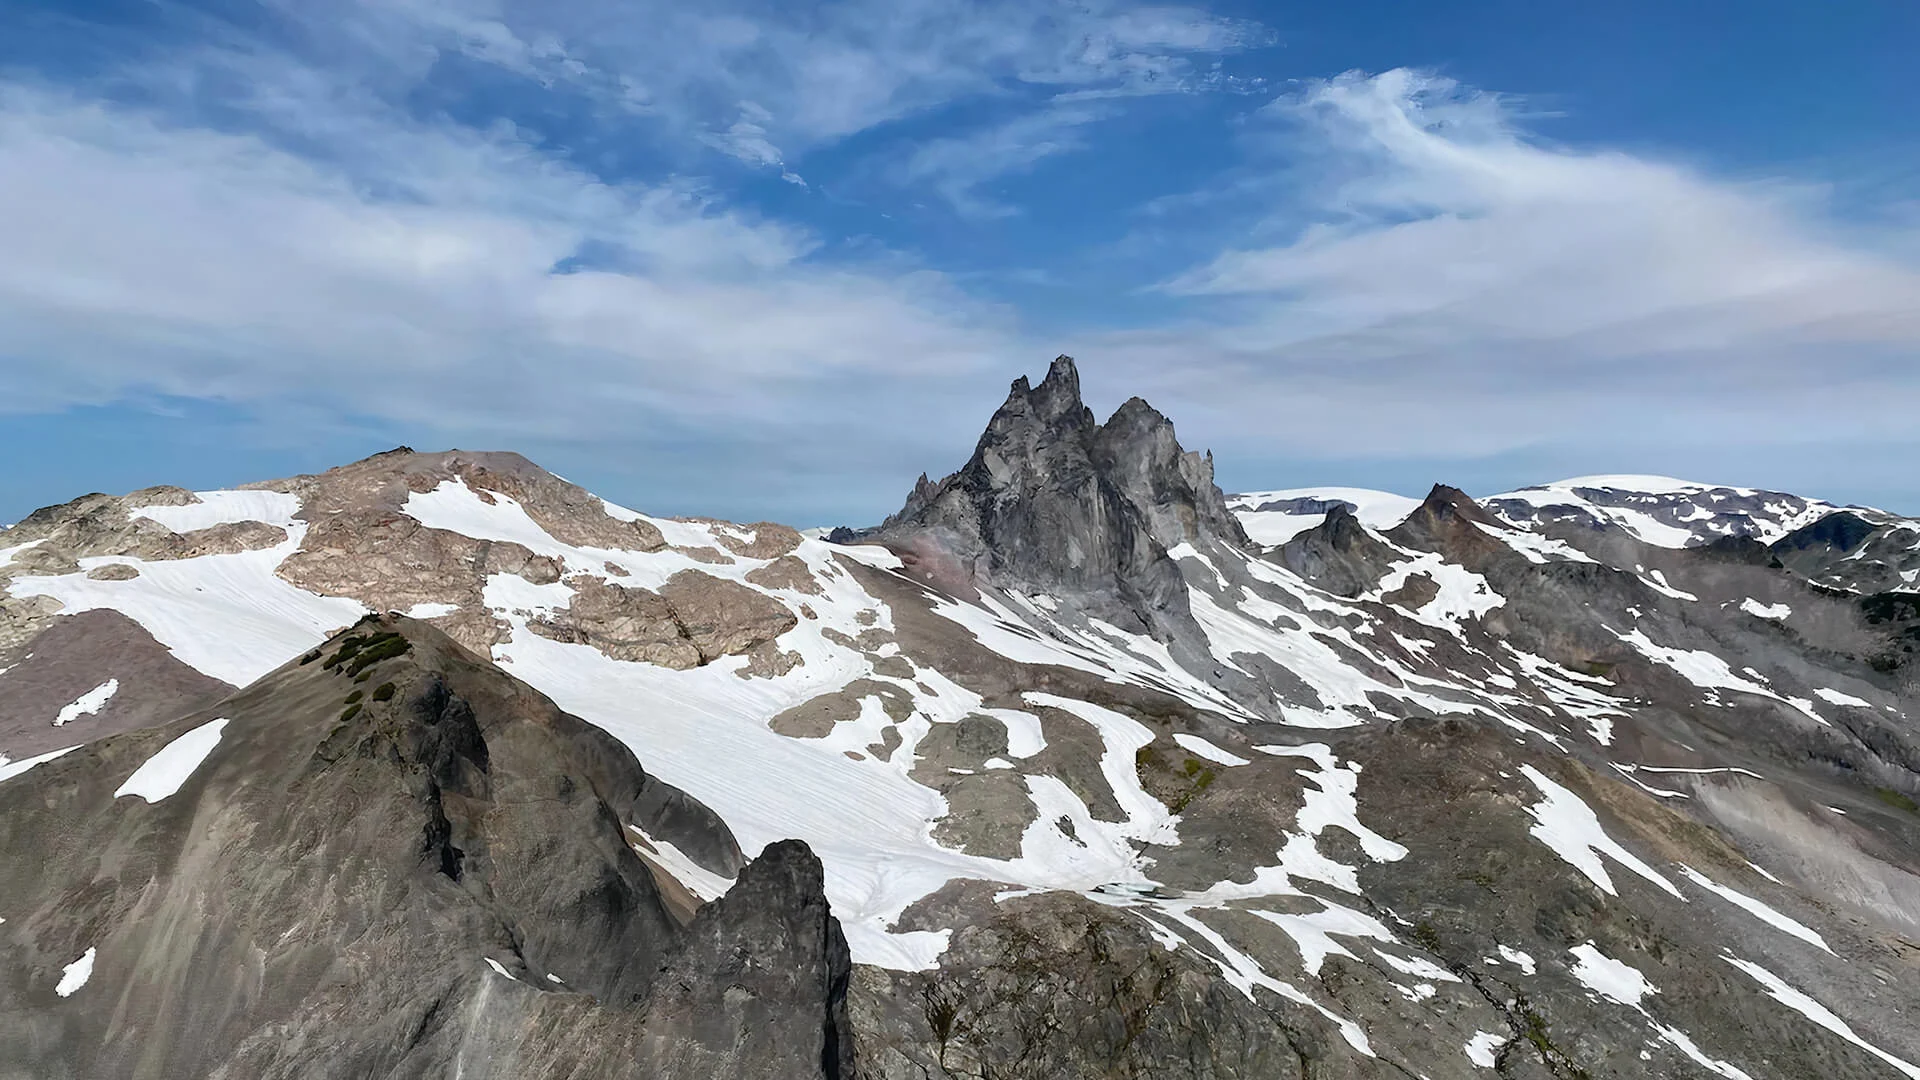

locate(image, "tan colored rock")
[[158, 520, 288, 558], [0, 594, 62, 653], [443, 462, 666, 552], [527, 578, 700, 669], [736, 640, 805, 680], [276, 511, 560, 655], [86, 564, 141, 581], [674, 545, 736, 565], [264, 449, 667, 553], [744, 555, 822, 595], [713, 522, 803, 559], [7, 546, 80, 576], [768, 681, 911, 738], [656, 570, 797, 663]]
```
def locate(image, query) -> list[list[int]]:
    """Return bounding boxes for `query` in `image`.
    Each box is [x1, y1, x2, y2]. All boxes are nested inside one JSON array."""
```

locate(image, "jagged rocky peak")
[[1388, 482, 1512, 552], [869, 355, 1247, 606], [1270, 502, 1400, 598]]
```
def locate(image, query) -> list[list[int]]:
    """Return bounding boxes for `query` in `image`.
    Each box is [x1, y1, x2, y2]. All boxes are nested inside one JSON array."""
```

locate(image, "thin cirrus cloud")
[[284, 0, 1268, 178], [1089, 69, 1920, 481], [0, 77, 1016, 450]]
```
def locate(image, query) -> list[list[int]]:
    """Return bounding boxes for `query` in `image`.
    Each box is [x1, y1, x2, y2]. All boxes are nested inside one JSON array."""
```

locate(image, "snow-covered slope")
[[1483, 474, 1855, 548], [1228, 487, 1424, 545], [4, 380, 1919, 1079]]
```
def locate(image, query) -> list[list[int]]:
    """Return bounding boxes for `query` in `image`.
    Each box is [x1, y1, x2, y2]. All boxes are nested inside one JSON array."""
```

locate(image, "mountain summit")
[[866, 355, 1246, 635]]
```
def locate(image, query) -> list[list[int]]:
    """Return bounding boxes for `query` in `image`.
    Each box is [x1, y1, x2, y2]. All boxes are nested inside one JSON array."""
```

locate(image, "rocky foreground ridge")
[[1, 356, 1917, 1078]]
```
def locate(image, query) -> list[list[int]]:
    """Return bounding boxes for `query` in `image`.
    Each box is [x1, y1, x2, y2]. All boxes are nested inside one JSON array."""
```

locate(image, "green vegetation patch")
[[324, 631, 412, 676], [339, 703, 362, 723], [1873, 787, 1919, 814], [372, 682, 397, 702]]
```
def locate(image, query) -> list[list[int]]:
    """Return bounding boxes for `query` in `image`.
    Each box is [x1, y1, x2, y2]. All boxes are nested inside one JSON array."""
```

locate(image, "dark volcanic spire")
[[866, 355, 1246, 632]]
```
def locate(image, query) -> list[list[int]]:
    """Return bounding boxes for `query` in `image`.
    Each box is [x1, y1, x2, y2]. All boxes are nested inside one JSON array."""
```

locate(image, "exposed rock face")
[[1771, 509, 1920, 594], [632, 840, 854, 1079], [528, 570, 798, 670], [280, 510, 563, 655], [1271, 504, 1400, 597], [0, 493, 289, 584], [658, 569, 799, 662], [267, 447, 668, 554], [0, 616, 850, 1079], [0, 610, 233, 759], [865, 355, 1246, 634], [528, 576, 700, 667], [854, 890, 1309, 1080]]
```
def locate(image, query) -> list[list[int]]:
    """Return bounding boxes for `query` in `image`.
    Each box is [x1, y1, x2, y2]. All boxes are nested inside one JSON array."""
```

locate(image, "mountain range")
[[2, 356, 1917, 1078]]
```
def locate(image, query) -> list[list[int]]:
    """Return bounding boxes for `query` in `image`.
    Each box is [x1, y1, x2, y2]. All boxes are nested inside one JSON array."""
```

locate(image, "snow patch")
[[54, 679, 118, 726], [54, 947, 95, 997], [130, 490, 302, 533], [1722, 955, 1920, 1079], [1465, 1030, 1504, 1068], [1812, 686, 1873, 709], [1172, 732, 1250, 766], [628, 825, 737, 902], [1678, 866, 1830, 953], [1569, 942, 1656, 1006], [403, 601, 459, 619], [1497, 944, 1536, 974], [114, 717, 230, 803], [1739, 598, 1791, 620], [8, 527, 366, 686], [0, 745, 81, 785], [1518, 766, 1680, 898]]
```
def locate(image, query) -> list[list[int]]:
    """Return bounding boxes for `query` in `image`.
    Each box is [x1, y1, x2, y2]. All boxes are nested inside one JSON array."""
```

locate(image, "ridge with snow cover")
[[1, 358, 1917, 1078]]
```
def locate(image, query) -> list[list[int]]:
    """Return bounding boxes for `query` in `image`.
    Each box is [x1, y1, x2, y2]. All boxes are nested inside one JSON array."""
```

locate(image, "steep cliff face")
[[0, 615, 849, 1080], [867, 355, 1247, 635]]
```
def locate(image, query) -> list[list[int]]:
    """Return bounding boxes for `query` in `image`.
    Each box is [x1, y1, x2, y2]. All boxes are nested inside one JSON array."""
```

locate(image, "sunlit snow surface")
[[1, 472, 1895, 1069], [9, 489, 363, 685], [130, 490, 302, 532], [54, 947, 95, 997], [1722, 955, 1920, 1079], [54, 679, 118, 726], [1569, 941, 1656, 1006], [1485, 476, 1841, 549], [1464, 1030, 1503, 1068], [1518, 766, 1680, 898], [114, 718, 229, 803], [1228, 487, 1422, 546], [1677, 866, 1830, 953], [0, 745, 80, 785]]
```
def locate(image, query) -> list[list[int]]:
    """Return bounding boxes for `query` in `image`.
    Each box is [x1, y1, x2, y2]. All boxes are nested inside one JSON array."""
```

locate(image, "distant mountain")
[[2, 358, 1917, 1079]]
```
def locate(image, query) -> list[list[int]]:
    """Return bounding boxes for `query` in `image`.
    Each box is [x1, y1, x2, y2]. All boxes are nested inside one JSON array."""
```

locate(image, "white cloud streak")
[[1084, 68, 1920, 470], [0, 80, 1015, 453]]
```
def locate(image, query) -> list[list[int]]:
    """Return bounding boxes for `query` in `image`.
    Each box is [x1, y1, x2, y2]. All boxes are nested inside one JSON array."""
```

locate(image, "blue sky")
[[2, 0, 1917, 526]]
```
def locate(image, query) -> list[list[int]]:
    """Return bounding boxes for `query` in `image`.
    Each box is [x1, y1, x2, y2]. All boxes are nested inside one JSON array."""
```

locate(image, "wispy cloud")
[[289, 0, 1270, 175], [0, 75, 1017, 463], [897, 103, 1111, 218], [700, 101, 807, 185], [1084, 68, 1920, 472]]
